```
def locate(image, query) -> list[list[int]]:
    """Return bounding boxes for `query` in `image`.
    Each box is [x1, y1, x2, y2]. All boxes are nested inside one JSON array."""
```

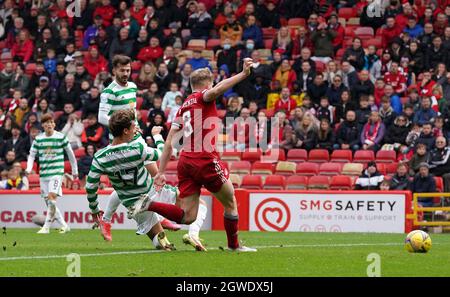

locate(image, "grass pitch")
[[1, 228, 450, 277]]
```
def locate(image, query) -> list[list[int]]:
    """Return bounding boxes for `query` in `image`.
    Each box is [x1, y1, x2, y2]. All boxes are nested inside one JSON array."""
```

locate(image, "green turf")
[[1, 228, 449, 277]]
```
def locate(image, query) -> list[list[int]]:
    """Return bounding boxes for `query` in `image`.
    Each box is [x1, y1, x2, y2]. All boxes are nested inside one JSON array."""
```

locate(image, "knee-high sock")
[[54, 205, 68, 228], [43, 200, 56, 229], [189, 203, 207, 239], [224, 213, 239, 249], [148, 202, 184, 223], [103, 191, 121, 222]]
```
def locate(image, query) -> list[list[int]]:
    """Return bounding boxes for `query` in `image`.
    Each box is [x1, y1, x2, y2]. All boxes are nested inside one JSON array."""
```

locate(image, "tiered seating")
[[230, 161, 251, 175], [308, 176, 330, 190], [286, 176, 308, 190], [286, 149, 307, 162], [275, 161, 296, 176], [330, 175, 353, 190], [296, 162, 320, 176], [330, 150, 353, 163], [241, 175, 263, 190], [263, 175, 286, 190], [353, 150, 375, 164], [308, 149, 329, 163]]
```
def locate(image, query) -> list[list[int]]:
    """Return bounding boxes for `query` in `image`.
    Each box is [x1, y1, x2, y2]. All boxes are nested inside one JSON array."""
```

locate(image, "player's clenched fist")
[[242, 58, 253, 76]]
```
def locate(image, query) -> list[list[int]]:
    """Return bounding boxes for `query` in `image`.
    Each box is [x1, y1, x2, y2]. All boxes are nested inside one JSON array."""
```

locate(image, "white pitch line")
[[0, 242, 405, 262]]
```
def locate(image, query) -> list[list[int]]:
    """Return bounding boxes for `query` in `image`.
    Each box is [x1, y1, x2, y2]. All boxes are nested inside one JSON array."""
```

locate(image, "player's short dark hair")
[[109, 109, 135, 138], [41, 113, 54, 124], [112, 55, 131, 68]]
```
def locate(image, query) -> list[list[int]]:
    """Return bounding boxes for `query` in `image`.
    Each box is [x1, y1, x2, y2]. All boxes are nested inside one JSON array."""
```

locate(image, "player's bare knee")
[[47, 193, 57, 201]]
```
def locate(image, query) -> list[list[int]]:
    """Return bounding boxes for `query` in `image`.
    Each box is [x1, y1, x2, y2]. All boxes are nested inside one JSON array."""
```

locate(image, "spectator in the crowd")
[[340, 61, 358, 89], [11, 30, 34, 63], [378, 96, 397, 129], [404, 40, 424, 76], [155, 46, 179, 75], [223, 96, 242, 129], [56, 103, 75, 131], [426, 36, 447, 71], [416, 122, 435, 151], [273, 59, 297, 91], [1, 124, 27, 161], [418, 70, 437, 98], [82, 87, 101, 120], [413, 97, 437, 125], [383, 84, 402, 115], [410, 162, 436, 207], [35, 99, 52, 122], [404, 16, 423, 39], [229, 107, 253, 151], [384, 61, 407, 95], [145, 113, 168, 144], [187, 2, 212, 40], [167, 95, 183, 123], [296, 61, 316, 93], [175, 63, 193, 95], [219, 13, 243, 47], [381, 16, 402, 48], [408, 143, 429, 176], [316, 118, 335, 152], [356, 95, 372, 125], [352, 70, 375, 103], [310, 22, 336, 64], [141, 82, 159, 110], [61, 113, 84, 150], [188, 49, 211, 70], [77, 144, 96, 181], [162, 82, 183, 112], [83, 15, 104, 49], [147, 96, 165, 122], [242, 14, 263, 49], [154, 62, 172, 96], [12, 98, 30, 129], [84, 45, 108, 80], [81, 114, 104, 148], [360, 111, 385, 151], [260, 0, 281, 29], [0, 166, 28, 190], [316, 97, 334, 125], [383, 114, 409, 149], [323, 60, 342, 86], [428, 136, 450, 181], [135, 61, 155, 94], [390, 163, 411, 190], [334, 89, 355, 123], [23, 123, 40, 154], [326, 74, 347, 106], [217, 38, 238, 75], [55, 74, 81, 111], [0, 62, 14, 99], [9, 64, 29, 98], [364, 45, 379, 78], [354, 161, 384, 190], [109, 27, 134, 60], [343, 37, 366, 71], [137, 36, 164, 64], [274, 87, 297, 115], [294, 113, 318, 151], [0, 150, 17, 172]]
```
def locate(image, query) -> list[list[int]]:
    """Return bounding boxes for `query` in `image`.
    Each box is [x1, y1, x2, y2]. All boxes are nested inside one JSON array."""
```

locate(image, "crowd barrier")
[[0, 189, 413, 233]]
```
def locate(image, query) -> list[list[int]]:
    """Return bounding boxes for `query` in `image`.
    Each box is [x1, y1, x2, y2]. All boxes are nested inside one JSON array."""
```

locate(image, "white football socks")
[[43, 199, 56, 229], [54, 205, 68, 228], [103, 191, 121, 223], [188, 203, 207, 239]]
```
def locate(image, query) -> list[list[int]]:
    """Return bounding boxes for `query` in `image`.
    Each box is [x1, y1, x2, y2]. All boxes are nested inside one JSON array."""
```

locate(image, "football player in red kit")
[[152, 58, 257, 252]]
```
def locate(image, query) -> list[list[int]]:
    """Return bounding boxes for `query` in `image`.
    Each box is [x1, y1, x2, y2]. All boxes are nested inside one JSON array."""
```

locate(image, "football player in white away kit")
[[96, 55, 207, 250], [26, 113, 78, 234]]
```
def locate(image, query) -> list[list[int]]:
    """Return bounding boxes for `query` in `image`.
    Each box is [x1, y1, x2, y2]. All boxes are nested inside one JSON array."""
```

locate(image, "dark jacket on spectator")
[[55, 84, 81, 111], [410, 173, 436, 193], [383, 119, 409, 145], [428, 146, 450, 177], [351, 79, 374, 102], [326, 84, 347, 105], [391, 174, 411, 190], [336, 120, 361, 147], [343, 47, 366, 71], [334, 101, 356, 122], [316, 128, 335, 150], [416, 132, 435, 151], [78, 155, 93, 179]]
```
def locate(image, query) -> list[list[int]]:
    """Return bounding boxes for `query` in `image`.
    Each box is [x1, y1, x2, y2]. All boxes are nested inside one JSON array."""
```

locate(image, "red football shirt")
[[172, 90, 221, 159]]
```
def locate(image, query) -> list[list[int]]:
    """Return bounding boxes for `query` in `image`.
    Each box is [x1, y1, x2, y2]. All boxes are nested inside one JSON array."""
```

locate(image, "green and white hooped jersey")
[[85, 135, 165, 211], [29, 131, 71, 179], [99, 80, 139, 142]]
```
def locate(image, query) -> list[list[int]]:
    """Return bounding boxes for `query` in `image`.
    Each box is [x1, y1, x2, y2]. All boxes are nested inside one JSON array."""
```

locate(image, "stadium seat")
[[319, 163, 343, 176], [28, 174, 40, 189], [308, 149, 330, 163], [166, 160, 179, 175], [308, 175, 330, 190], [296, 162, 320, 176], [275, 161, 296, 176], [353, 150, 375, 163], [230, 161, 251, 175], [240, 175, 263, 190], [376, 150, 397, 163], [262, 149, 286, 162], [286, 176, 308, 190], [287, 18, 305, 27], [64, 161, 72, 173], [229, 173, 242, 188], [336, 48, 346, 60], [354, 27, 374, 37], [385, 162, 400, 175], [187, 39, 205, 50], [346, 17, 360, 26], [341, 163, 364, 176], [263, 175, 286, 190], [330, 150, 353, 163], [262, 27, 277, 39], [221, 150, 242, 161], [375, 163, 386, 175], [165, 174, 179, 186], [330, 175, 353, 190], [53, 111, 64, 121], [140, 110, 149, 124], [136, 97, 143, 110], [251, 161, 274, 175], [338, 7, 357, 19], [315, 61, 326, 73], [206, 39, 221, 50], [363, 37, 382, 48], [242, 149, 262, 162], [344, 27, 355, 37], [131, 61, 141, 72], [435, 177, 443, 192], [264, 39, 273, 49], [286, 149, 307, 162], [74, 147, 86, 158]]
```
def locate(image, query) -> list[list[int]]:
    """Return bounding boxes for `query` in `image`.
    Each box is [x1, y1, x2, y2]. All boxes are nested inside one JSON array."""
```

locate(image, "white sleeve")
[[64, 140, 78, 176], [98, 90, 113, 126], [26, 140, 37, 173]]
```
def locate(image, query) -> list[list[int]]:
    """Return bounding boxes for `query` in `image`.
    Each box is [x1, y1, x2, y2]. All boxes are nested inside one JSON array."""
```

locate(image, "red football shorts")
[[177, 155, 230, 198]]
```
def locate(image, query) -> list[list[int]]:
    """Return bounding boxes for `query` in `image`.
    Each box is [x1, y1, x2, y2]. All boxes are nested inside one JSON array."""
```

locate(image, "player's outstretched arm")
[[154, 126, 180, 190], [98, 90, 114, 126], [142, 127, 165, 162], [85, 158, 103, 214], [25, 140, 37, 174], [203, 58, 253, 103], [63, 137, 79, 178]]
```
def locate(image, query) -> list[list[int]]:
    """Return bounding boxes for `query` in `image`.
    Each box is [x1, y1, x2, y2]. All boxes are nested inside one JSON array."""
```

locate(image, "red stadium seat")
[[287, 18, 305, 27], [319, 163, 343, 176], [263, 175, 286, 190], [336, 48, 346, 59], [264, 39, 273, 49], [140, 110, 149, 125], [385, 162, 400, 175], [221, 150, 242, 161], [308, 175, 330, 190], [136, 97, 143, 110], [206, 39, 221, 50], [330, 150, 353, 163], [64, 161, 72, 173], [330, 175, 353, 190], [376, 150, 397, 163], [364, 37, 382, 48], [286, 176, 308, 190], [131, 61, 142, 72], [165, 174, 179, 186], [344, 27, 355, 37], [275, 161, 296, 176], [251, 161, 274, 175], [242, 149, 262, 162], [435, 177, 443, 192], [354, 27, 374, 38], [74, 147, 86, 158], [241, 175, 263, 190], [287, 149, 308, 162], [296, 162, 320, 176], [375, 163, 386, 175], [166, 161, 179, 175], [230, 161, 251, 175], [262, 27, 277, 39], [353, 150, 375, 163], [308, 149, 330, 163], [338, 7, 357, 19], [2, 98, 12, 110], [262, 149, 286, 162], [28, 174, 40, 189], [315, 61, 326, 73]]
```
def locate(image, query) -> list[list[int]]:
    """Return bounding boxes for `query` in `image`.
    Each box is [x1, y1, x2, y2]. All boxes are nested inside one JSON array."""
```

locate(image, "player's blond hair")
[[190, 68, 213, 90]]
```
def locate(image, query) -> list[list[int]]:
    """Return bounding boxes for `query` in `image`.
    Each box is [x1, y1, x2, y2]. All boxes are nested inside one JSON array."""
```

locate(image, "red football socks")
[[224, 214, 239, 249], [148, 202, 184, 223]]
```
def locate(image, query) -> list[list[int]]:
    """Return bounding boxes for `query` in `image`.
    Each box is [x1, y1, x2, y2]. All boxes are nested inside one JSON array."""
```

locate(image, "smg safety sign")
[[249, 193, 406, 233]]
